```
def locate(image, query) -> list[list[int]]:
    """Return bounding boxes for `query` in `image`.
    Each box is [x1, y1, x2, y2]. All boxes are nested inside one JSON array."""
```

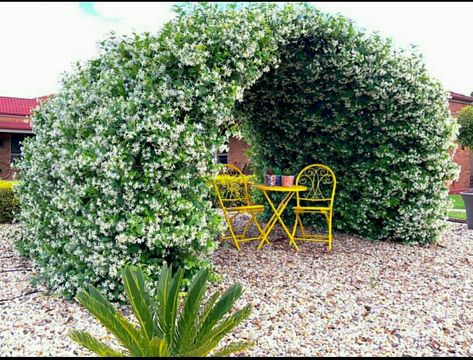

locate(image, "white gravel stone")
[[0, 221, 472, 356]]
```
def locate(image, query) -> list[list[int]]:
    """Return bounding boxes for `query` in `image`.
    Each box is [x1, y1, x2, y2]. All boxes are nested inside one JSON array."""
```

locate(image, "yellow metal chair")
[[291, 164, 336, 250], [212, 164, 267, 251]]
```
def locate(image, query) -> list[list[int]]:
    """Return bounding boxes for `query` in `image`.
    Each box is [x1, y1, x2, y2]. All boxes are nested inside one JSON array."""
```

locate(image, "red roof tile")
[[0, 96, 47, 116], [449, 91, 473, 103], [0, 115, 32, 131], [0, 120, 32, 131]]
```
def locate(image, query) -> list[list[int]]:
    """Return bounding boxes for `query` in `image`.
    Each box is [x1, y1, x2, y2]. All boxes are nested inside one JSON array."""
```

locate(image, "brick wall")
[[450, 145, 471, 193], [228, 137, 250, 169], [0, 133, 12, 180], [449, 99, 472, 193], [0, 114, 33, 180], [449, 101, 468, 115]]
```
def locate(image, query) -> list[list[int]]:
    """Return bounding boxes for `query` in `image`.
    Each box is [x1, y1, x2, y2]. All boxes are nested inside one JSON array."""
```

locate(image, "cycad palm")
[[69, 263, 253, 357]]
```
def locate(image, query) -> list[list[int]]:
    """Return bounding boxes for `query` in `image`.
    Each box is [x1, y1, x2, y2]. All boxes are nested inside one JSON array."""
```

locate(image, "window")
[[216, 151, 228, 164], [11, 134, 33, 164]]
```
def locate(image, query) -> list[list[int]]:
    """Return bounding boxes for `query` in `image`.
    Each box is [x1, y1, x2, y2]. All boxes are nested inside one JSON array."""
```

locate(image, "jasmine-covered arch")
[[17, 3, 457, 299]]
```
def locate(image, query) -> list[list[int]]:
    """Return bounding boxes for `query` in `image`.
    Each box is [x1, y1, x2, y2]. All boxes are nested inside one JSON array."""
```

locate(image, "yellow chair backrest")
[[295, 164, 336, 208], [213, 164, 251, 208]]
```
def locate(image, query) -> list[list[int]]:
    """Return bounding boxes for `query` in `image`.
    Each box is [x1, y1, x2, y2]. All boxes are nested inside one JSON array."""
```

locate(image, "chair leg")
[[291, 214, 299, 239], [241, 214, 253, 239], [296, 211, 333, 250], [251, 213, 268, 246], [327, 211, 333, 251], [223, 210, 241, 251], [291, 213, 304, 238], [298, 213, 307, 239]]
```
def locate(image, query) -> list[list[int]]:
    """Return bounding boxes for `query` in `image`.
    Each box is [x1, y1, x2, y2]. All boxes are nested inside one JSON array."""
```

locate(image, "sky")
[[0, 1, 472, 98]]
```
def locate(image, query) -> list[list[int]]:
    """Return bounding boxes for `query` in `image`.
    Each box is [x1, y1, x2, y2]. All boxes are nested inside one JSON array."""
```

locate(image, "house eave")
[[0, 129, 34, 134]]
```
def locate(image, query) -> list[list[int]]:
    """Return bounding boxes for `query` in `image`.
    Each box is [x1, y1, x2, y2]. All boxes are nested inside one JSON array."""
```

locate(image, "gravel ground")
[[1, 221, 472, 356]]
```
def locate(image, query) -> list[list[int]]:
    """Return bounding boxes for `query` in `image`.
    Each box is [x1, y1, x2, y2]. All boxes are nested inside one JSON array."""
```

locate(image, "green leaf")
[[76, 289, 144, 356], [69, 330, 126, 357], [211, 340, 255, 357], [196, 283, 244, 345], [71, 263, 254, 358], [186, 305, 252, 356], [114, 313, 149, 356], [121, 266, 154, 340], [148, 337, 170, 357], [205, 305, 252, 345], [156, 263, 184, 351], [174, 267, 210, 354]]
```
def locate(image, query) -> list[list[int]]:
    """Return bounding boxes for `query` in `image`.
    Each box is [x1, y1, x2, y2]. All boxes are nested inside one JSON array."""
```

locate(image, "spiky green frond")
[[205, 304, 252, 345], [147, 337, 170, 357], [197, 291, 221, 329], [68, 330, 126, 357], [195, 283, 244, 346], [71, 264, 253, 357], [174, 268, 210, 354], [184, 304, 252, 356], [76, 288, 146, 356], [211, 340, 256, 357], [156, 263, 184, 351], [122, 266, 154, 340]]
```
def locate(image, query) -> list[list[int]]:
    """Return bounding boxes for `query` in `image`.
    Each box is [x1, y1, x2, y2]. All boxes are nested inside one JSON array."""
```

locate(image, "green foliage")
[[0, 181, 19, 223], [210, 174, 256, 207], [17, 2, 283, 299], [457, 106, 473, 150], [70, 263, 253, 357], [0, 180, 19, 190], [236, 12, 458, 244], [15, 2, 458, 301]]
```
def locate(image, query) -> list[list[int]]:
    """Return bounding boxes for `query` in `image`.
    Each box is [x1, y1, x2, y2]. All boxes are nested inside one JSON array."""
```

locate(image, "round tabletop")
[[250, 183, 308, 192]]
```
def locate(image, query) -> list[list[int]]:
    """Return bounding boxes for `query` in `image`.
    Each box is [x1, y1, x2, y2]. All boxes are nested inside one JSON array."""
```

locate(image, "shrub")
[[16, 2, 457, 301], [211, 174, 256, 208], [0, 180, 19, 189], [0, 181, 19, 223], [236, 17, 458, 244], [457, 105, 473, 150], [70, 263, 253, 357], [16, 2, 284, 300]]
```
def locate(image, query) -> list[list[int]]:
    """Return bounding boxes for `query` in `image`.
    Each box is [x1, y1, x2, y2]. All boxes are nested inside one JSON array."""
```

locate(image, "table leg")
[[258, 191, 291, 248], [261, 192, 292, 236], [258, 191, 299, 250]]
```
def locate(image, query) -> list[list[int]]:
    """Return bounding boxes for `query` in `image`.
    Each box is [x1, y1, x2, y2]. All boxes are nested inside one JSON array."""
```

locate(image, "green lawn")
[[448, 194, 466, 221]]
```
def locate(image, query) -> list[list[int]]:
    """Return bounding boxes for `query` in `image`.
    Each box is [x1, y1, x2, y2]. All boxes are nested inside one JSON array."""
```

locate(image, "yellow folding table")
[[251, 184, 307, 251]]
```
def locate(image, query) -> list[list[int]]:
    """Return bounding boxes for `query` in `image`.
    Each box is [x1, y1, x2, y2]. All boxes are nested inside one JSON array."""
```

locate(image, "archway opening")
[[233, 28, 455, 241]]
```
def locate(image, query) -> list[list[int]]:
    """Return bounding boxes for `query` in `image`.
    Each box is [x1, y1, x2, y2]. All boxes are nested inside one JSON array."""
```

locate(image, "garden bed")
[[1, 222, 472, 356]]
